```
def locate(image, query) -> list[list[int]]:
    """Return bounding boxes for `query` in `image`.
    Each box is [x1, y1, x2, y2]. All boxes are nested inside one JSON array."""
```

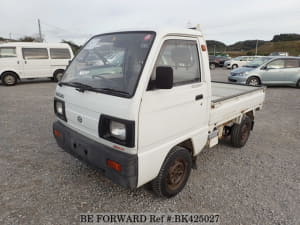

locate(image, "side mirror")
[[156, 66, 173, 89]]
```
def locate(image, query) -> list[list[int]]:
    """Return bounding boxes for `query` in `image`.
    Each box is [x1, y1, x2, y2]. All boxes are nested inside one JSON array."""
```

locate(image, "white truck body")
[[0, 42, 73, 85], [52, 28, 266, 197]]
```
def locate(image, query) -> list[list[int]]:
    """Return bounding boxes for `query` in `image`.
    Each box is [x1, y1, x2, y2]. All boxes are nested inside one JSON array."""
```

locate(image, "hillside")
[[207, 33, 300, 56]]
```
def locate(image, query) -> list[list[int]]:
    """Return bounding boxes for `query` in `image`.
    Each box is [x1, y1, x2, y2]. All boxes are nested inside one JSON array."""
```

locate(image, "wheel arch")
[[247, 75, 261, 84], [1, 70, 20, 80], [53, 68, 65, 77]]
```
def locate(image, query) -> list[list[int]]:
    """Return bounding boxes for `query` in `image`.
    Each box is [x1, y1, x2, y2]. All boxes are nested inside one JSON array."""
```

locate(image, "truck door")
[[21, 47, 51, 78], [139, 37, 209, 155]]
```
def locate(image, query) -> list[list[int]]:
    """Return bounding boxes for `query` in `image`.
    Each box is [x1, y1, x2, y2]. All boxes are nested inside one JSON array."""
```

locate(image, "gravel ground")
[[0, 69, 299, 225]]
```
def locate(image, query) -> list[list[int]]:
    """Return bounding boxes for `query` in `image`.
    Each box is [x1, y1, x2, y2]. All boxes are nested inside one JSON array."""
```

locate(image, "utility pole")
[[255, 39, 258, 55], [38, 19, 43, 42]]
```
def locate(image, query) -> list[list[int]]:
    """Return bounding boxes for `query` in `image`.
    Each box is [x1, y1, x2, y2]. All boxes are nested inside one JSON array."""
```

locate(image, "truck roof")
[[95, 28, 203, 38]]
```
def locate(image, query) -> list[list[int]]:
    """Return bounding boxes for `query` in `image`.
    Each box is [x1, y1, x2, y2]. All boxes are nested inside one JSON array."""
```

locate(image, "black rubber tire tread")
[[232, 64, 238, 69], [151, 146, 192, 198], [1, 72, 18, 86], [231, 116, 252, 148], [53, 70, 65, 82], [246, 76, 261, 86], [296, 79, 300, 88]]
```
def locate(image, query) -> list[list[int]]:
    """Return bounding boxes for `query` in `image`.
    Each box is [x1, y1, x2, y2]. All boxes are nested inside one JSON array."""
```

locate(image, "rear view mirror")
[[156, 66, 173, 89]]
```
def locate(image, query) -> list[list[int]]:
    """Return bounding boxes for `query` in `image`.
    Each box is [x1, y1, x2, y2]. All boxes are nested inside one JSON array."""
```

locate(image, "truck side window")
[[150, 39, 200, 89], [22, 48, 49, 60], [0, 47, 17, 58]]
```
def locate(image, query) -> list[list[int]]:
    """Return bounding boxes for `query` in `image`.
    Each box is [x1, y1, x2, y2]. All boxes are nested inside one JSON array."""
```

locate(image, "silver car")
[[228, 56, 300, 87]]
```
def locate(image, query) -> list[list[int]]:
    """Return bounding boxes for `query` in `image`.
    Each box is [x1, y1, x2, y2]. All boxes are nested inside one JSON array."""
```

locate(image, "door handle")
[[195, 94, 203, 101], [24, 60, 27, 64], [17, 61, 20, 64]]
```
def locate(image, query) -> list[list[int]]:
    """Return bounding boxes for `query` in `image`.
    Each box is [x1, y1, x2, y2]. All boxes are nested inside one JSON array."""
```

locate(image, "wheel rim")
[[56, 73, 63, 81], [249, 78, 259, 86], [167, 158, 188, 191], [240, 123, 250, 143], [4, 75, 15, 85]]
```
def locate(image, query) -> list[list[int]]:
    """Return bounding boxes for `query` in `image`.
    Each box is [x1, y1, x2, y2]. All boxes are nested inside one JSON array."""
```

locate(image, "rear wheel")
[[231, 116, 252, 148], [151, 146, 192, 198], [1, 72, 18, 86], [246, 76, 260, 86], [53, 70, 64, 82]]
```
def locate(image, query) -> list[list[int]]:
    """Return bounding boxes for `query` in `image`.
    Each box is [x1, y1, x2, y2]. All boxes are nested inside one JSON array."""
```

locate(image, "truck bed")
[[209, 82, 266, 128]]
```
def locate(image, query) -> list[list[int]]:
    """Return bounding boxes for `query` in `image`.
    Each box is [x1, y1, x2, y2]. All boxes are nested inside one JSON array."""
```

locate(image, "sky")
[[0, 0, 299, 45]]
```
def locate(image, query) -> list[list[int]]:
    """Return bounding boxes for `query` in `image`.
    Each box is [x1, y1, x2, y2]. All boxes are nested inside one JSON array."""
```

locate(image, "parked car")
[[269, 52, 289, 56], [0, 42, 74, 86], [224, 56, 261, 69], [209, 55, 230, 69], [228, 56, 300, 87], [53, 28, 266, 197]]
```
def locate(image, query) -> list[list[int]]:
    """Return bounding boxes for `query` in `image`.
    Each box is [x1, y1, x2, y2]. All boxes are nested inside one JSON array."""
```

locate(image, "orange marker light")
[[201, 45, 207, 51], [107, 160, 122, 172], [54, 129, 62, 137]]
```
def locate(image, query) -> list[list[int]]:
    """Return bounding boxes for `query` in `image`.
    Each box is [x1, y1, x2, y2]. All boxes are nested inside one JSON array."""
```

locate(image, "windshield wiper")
[[99, 88, 130, 96], [58, 82, 129, 96], [58, 82, 97, 93]]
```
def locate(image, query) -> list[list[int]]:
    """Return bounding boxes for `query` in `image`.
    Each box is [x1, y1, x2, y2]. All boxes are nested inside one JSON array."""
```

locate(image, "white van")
[[224, 56, 261, 69], [53, 29, 265, 197], [0, 42, 74, 86]]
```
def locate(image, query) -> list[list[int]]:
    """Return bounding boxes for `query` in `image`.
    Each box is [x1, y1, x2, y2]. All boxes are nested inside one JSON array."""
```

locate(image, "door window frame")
[[148, 36, 202, 90]]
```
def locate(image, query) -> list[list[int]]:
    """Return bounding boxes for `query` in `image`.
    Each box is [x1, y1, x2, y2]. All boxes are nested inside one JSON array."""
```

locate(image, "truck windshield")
[[61, 32, 155, 97]]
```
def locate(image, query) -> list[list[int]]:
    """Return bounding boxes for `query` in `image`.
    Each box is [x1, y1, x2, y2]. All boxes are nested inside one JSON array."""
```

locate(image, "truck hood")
[[55, 85, 137, 152]]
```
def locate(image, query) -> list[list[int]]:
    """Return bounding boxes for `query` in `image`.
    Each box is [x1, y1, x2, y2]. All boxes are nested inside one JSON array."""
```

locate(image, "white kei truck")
[[53, 28, 266, 198]]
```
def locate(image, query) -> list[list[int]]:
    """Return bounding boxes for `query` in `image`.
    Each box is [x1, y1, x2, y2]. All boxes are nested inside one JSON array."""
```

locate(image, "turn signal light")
[[54, 129, 62, 137], [201, 44, 207, 51], [107, 159, 122, 172]]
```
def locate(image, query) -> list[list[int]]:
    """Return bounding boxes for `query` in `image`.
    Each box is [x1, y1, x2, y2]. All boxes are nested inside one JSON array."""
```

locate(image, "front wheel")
[[296, 80, 300, 89], [246, 76, 260, 86], [53, 70, 65, 82], [1, 72, 18, 86], [232, 64, 238, 69], [151, 146, 192, 198]]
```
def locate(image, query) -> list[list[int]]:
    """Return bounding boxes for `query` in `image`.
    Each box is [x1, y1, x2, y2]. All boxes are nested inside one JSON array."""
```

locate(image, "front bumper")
[[228, 75, 247, 84], [53, 121, 138, 189]]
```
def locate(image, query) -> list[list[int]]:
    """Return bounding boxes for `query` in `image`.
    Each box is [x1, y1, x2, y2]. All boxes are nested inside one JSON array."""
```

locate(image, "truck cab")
[[53, 28, 265, 197]]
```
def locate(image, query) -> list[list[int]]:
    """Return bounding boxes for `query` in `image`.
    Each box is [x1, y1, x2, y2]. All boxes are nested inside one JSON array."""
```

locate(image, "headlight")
[[56, 101, 63, 115], [54, 98, 67, 121], [110, 121, 126, 141], [99, 115, 135, 147]]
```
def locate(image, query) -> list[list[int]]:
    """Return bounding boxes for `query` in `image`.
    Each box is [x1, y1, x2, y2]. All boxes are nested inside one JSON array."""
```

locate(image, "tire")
[[151, 146, 192, 198], [210, 63, 216, 70], [232, 64, 238, 69], [246, 76, 260, 86], [231, 116, 252, 148], [53, 70, 65, 82], [296, 80, 300, 88], [1, 72, 18, 86]]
